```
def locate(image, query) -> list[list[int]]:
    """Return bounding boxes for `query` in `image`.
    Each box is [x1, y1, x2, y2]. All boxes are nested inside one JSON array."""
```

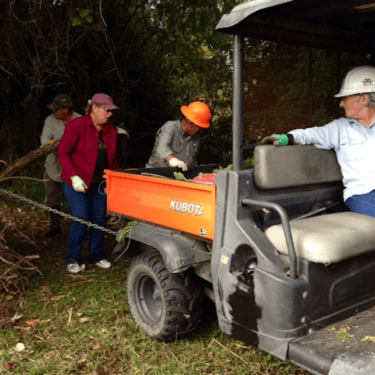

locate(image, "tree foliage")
[[0, 0, 240, 166], [0, 0, 369, 168], [243, 39, 369, 142]]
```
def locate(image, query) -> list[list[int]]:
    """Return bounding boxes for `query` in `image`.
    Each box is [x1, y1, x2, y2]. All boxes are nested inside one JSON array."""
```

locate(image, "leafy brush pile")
[[174, 157, 255, 184], [0, 203, 42, 294], [0, 200, 45, 329]]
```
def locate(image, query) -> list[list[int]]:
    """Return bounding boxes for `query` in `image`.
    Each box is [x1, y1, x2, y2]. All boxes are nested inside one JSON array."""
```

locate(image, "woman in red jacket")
[[58, 93, 119, 274]]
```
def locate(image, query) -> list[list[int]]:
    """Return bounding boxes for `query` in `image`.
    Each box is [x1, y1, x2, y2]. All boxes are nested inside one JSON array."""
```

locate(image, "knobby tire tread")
[[127, 250, 204, 342]]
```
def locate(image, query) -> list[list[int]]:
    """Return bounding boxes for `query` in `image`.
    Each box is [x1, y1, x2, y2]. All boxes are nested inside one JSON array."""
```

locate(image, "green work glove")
[[259, 134, 289, 146]]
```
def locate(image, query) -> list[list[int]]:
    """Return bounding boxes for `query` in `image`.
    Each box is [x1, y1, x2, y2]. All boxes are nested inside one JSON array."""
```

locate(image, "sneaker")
[[95, 259, 111, 269], [67, 262, 81, 274]]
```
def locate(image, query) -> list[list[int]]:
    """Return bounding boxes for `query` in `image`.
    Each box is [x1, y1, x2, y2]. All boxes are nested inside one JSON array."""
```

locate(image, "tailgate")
[[288, 306, 375, 375], [105, 170, 216, 240]]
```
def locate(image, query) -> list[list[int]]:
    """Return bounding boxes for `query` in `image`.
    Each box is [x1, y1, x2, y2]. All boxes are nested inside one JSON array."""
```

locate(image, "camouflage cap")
[[47, 94, 73, 112]]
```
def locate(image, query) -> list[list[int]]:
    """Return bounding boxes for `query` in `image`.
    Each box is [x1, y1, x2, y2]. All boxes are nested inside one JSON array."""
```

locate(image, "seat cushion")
[[254, 145, 342, 189], [265, 212, 375, 264]]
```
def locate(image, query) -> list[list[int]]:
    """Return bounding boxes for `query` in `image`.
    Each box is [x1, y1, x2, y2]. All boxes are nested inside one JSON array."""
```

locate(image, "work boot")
[[44, 205, 62, 238]]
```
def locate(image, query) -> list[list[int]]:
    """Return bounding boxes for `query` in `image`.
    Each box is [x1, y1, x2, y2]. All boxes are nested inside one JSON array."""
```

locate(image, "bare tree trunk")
[[0, 141, 60, 184]]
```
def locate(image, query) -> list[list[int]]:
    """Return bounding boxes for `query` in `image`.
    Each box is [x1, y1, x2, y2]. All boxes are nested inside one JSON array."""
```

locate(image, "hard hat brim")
[[181, 106, 210, 128]]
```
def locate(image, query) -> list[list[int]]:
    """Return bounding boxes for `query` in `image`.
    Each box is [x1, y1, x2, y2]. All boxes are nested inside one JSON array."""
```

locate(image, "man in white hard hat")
[[260, 65, 375, 217]]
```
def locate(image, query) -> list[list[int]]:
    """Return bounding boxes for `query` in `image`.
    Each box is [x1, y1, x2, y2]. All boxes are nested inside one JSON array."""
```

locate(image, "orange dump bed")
[[105, 170, 216, 240]]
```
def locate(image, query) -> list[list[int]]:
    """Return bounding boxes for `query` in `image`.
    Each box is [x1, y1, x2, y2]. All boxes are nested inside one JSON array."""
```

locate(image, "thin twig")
[[169, 351, 188, 367], [140, 173, 172, 179], [0, 176, 49, 183], [212, 338, 250, 365], [113, 231, 132, 263], [0, 255, 40, 280], [7, 252, 43, 276], [67, 307, 73, 326], [1, 278, 9, 292], [206, 338, 214, 350], [99, 0, 107, 28], [11, 226, 40, 251], [0, 255, 14, 265]]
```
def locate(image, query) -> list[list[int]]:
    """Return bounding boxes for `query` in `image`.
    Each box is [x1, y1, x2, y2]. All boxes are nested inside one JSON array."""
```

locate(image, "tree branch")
[[0, 141, 60, 185]]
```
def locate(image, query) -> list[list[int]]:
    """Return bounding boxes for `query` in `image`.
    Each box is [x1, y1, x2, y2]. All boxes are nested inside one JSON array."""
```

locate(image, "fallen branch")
[[8, 248, 42, 273], [0, 254, 40, 281], [0, 141, 60, 185]]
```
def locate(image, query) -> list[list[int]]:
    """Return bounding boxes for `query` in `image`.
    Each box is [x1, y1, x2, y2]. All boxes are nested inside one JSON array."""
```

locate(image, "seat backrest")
[[254, 145, 343, 189]]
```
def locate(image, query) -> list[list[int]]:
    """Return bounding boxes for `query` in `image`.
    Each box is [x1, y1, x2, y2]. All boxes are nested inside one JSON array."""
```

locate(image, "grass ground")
[[0, 193, 311, 375]]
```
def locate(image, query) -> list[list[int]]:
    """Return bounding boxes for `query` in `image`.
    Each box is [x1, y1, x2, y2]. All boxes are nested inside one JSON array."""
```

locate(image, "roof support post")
[[233, 32, 244, 171], [308, 37, 313, 128], [336, 52, 341, 118], [275, 39, 282, 133]]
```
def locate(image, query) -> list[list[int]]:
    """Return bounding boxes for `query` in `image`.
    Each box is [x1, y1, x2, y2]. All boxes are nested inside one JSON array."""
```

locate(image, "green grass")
[[2, 161, 46, 203], [0, 259, 311, 375], [1, 161, 70, 214]]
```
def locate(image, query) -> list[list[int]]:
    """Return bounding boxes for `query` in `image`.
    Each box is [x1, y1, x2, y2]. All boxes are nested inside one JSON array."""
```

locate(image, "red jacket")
[[58, 114, 119, 188]]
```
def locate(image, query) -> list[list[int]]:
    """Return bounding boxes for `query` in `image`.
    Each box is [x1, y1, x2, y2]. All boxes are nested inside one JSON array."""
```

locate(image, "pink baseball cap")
[[91, 93, 118, 110]]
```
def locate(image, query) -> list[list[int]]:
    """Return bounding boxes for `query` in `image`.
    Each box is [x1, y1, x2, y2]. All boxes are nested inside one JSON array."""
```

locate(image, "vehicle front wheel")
[[127, 250, 204, 342]]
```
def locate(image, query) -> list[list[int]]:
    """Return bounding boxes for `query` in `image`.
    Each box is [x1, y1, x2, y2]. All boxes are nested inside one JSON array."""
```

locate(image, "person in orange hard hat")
[[146, 101, 211, 170]]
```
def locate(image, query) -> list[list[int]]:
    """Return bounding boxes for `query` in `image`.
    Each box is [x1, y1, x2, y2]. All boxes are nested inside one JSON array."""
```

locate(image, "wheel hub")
[[136, 274, 162, 324]]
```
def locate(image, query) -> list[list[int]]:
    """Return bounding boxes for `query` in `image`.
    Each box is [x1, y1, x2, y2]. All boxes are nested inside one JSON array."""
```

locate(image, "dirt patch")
[[0, 194, 122, 327]]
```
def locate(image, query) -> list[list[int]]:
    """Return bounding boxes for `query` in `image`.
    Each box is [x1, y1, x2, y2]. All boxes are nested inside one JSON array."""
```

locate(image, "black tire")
[[127, 250, 204, 342]]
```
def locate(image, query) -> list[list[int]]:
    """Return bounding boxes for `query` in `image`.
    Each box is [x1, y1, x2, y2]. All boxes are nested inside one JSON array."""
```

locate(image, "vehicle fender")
[[114, 221, 211, 273]]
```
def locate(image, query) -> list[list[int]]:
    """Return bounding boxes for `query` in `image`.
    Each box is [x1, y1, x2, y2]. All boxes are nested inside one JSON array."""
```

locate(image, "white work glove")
[[168, 157, 188, 171], [71, 176, 88, 193]]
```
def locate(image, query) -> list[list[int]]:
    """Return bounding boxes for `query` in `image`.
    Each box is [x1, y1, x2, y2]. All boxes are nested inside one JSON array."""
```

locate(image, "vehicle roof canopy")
[[216, 0, 375, 54]]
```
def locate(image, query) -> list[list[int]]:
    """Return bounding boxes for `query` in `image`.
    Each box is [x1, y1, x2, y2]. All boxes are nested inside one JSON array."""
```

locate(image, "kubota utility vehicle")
[[105, 1, 375, 374]]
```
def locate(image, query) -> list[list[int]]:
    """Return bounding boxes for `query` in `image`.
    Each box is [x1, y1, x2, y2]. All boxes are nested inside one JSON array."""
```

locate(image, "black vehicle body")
[[111, 2, 375, 374]]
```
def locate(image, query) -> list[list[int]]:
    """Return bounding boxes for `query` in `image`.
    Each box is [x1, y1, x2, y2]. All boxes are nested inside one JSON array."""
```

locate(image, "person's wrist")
[[272, 134, 289, 146], [276, 134, 289, 146]]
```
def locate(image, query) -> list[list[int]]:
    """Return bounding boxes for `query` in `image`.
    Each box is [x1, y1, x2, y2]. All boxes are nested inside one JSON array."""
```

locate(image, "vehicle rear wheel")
[[127, 250, 204, 342]]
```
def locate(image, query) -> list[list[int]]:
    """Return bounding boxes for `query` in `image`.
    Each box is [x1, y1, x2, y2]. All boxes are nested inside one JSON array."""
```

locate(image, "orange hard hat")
[[181, 101, 211, 128]]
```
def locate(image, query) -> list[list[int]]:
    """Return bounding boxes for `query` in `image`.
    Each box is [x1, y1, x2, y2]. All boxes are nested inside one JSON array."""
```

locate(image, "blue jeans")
[[63, 182, 107, 264], [346, 190, 375, 218]]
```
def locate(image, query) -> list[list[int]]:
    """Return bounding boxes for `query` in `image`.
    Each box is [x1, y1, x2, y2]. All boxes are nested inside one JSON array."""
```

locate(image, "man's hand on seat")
[[258, 134, 289, 146]]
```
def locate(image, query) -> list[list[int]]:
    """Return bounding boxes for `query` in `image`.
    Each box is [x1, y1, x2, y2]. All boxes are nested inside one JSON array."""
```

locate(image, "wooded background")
[[0, 0, 368, 169]]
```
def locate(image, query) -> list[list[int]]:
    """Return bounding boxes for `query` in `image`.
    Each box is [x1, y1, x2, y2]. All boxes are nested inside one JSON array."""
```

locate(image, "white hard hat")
[[334, 65, 375, 98]]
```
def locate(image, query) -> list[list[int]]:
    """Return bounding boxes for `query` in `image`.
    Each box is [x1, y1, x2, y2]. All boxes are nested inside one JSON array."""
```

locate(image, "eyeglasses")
[[341, 94, 362, 103], [341, 96, 354, 103], [101, 107, 112, 113]]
